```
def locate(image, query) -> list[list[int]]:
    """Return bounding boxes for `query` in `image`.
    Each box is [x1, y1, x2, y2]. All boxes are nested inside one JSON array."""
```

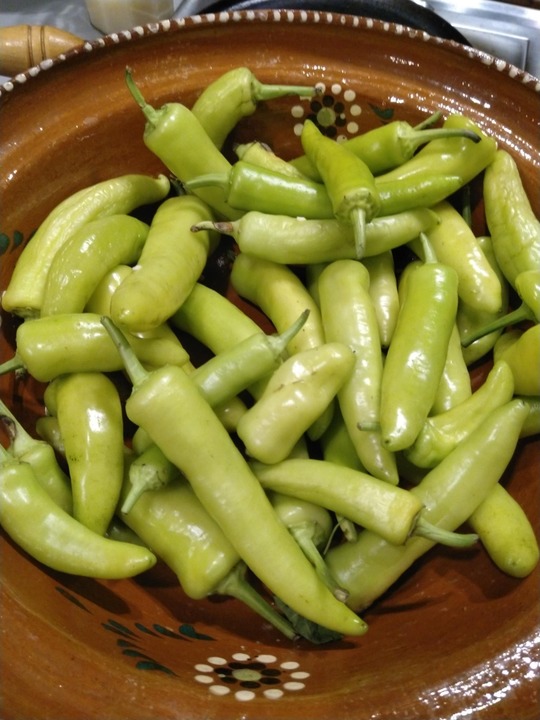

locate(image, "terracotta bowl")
[[1, 11, 539, 720]]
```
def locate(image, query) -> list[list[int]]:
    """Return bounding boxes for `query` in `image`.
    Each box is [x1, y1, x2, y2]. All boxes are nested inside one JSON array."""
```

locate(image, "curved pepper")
[[103, 317, 367, 638], [325, 399, 529, 611], [230, 253, 334, 439], [1, 173, 170, 318], [0, 400, 72, 514], [236, 342, 355, 464], [493, 325, 540, 395], [457, 235, 510, 365], [461, 269, 540, 347], [46, 371, 125, 535], [230, 253, 325, 356], [85, 264, 189, 366], [125, 69, 241, 220], [379, 235, 459, 451], [0, 444, 156, 578], [40, 215, 149, 317], [110, 195, 217, 333], [421, 200, 503, 315], [404, 360, 514, 468], [191, 66, 316, 149], [468, 483, 539, 578], [317, 259, 398, 484], [191, 207, 439, 266], [483, 149, 540, 287]]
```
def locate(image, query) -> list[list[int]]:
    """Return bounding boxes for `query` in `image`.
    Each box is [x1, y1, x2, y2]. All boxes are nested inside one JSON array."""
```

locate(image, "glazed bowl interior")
[[0, 12, 539, 720]]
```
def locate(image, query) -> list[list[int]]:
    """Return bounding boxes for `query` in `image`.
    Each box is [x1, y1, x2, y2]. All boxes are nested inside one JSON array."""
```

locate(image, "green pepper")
[[325, 399, 529, 611], [121, 313, 308, 511], [420, 200, 503, 315], [268, 490, 347, 601], [483, 149, 540, 287], [231, 252, 335, 439], [35, 415, 65, 456], [0, 400, 72, 514], [493, 325, 540, 395], [192, 207, 439, 265], [290, 112, 481, 178], [118, 463, 296, 639], [189, 309, 308, 408], [125, 69, 241, 220], [362, 251, 400, 349], [110, 195, 218, 333], [0, 312, 189, 381], [235, 140, 309, 179], [379, 234, 459, 451], [519, 396, 540, 438], [468, 483, 539, 578], [171, 281, 263, 356], [0, 444, 156, 578], [374, 115, 498, 215], [120, 442, 181, 514], [431, 323, 472, 415], [85, 264, 189, 364], [317, 259, 398, 485], [230, 253, 324, 356], [191, 66, 316, 149], [404, 359, 514, 468], [184, 159, 334, 219], [103, 316, 367, 637], [461, 269, 540, 347], [457, 235, 510, 365], [251, 457, 476, 548], [300, 119, 381, 258], [1, 173, 170, 319], [40, 215, 150, 317], [46, 371, 125, 535], [237, 342, 354, 465]]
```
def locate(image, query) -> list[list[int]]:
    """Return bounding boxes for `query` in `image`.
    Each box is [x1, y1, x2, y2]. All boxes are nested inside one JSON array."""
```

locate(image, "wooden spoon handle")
[[0, 25, 85, 77]]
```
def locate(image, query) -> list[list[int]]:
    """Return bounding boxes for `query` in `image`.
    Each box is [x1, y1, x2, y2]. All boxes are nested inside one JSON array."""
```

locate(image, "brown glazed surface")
[[0, 12, 539, 720]]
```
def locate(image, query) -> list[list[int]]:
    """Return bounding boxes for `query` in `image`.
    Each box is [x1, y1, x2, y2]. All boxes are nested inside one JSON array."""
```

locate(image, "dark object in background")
[[202, 0, 470, 44]]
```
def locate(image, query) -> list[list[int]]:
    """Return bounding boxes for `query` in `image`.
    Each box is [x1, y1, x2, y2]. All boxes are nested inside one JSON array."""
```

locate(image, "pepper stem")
[[100, 316, 149, 388], [215, 562, 298, 640], [407, 126, 481, 151], [350, 206, 367, 260], [413, 515, 479, 547], [251, 77, 317, 102], [267, 309, 310, 357], [121, 443, 180, 514], [191, 220, 234, 235], [0, 399, 35, 456], [289, 524, 349, 602], [182, 173, 228, 192], [413, 111, 442, 130], [124, 66, 161, 127], [0, 354, 26, 377], [414, 232, 438, 264], [461, 302, 534, 347]]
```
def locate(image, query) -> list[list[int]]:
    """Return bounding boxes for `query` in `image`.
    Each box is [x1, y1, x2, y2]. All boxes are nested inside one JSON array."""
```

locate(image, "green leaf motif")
[[369, 104, 395, 122]]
